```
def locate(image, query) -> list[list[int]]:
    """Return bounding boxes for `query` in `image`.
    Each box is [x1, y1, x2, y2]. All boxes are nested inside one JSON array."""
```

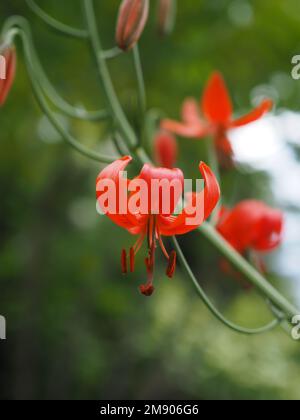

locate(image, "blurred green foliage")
[[1, 0, 300, 400]]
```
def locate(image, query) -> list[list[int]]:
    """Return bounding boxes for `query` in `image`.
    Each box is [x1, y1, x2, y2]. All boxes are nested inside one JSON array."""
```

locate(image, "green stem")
[[112, 132, 130, 156], [133, 45, 146, 124], [11, 27, 117, 163], [83, 0, 137, 149], [172, 237, 281, 335], [101, 47, 123, 60], [135, 147, 152, 165], [2, 16, 107, 122], [26, 0, 88, 39], [199, 222, 300, 320]]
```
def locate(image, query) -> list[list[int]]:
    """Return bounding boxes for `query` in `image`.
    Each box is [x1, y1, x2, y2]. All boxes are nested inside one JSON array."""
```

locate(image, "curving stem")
[[198, 222, 300, 321], [26, 0, 88, 39], [172, 237, 281, 335], [3, 25, 117, 164], [83, 0, 137, 149], [2, 16, 108, 122]]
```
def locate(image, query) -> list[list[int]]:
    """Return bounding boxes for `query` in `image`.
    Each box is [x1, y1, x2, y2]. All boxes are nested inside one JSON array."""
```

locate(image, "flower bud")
[[154, 129, 178, 169], [116, 0, 149, 51], [0, 46, 16, 106], [157, 0, 177, 36]]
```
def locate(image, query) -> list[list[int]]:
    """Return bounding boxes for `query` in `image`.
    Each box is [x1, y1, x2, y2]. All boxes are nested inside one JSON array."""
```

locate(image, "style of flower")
[[96, 156, 220, 296], [116, 0, 149, 51], [161, 71, 273, 167], [0, 46, 16, 106]]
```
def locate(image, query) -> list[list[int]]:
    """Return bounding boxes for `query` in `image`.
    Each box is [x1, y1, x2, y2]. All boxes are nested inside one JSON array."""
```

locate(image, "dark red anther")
[[166, 250, 176, 278], [140, 283, 155, 296], [121, 249, 128, 274], [130, 247, 135, 272]]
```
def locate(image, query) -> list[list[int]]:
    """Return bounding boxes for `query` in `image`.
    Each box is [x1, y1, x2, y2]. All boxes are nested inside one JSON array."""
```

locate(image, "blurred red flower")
[[162, 71, 273, 167], [0, 47, 16, 106], [217, 200, 283, 255], [154, 129, 178, 169], [96, 156, 220, 296]]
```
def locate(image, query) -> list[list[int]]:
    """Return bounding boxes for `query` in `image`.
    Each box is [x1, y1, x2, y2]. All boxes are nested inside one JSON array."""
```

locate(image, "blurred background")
[[1, 0, 300, 400]]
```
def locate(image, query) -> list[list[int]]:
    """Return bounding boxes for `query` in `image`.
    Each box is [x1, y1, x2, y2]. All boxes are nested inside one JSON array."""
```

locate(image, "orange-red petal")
[[202, 71, 233, 125], [230, 99, 273, 128], [96, 156, 142, 233], [158, 162, 220, 236], [161, 119, 208, 138], [181, 98, 202, 125]]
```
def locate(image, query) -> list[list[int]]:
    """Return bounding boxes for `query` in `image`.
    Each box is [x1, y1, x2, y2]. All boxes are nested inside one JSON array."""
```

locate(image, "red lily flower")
[[0, 46, 16, 106], [154, 129, 178, 169], [116, 0, 149, 51], [96, 156, 220, 296], [217, 200, 283, 255], [161, 71, 273, 166]]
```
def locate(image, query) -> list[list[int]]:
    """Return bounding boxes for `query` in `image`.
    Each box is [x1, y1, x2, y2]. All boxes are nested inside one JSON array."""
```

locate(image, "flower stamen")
[[121, 249, 128, 274], [166, 250, 177, 278], [130, 247, 135, 272]]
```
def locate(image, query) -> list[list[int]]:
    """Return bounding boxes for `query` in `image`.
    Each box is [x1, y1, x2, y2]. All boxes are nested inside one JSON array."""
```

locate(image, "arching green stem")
[[26, 0, 88, 39], [83, 0, 137, 149], [6, 26, 117, 163], [2, 16, 108, 122], [133, 45, 147, 128], [172, 237, 281, 335], [198, 222, 299, 320]]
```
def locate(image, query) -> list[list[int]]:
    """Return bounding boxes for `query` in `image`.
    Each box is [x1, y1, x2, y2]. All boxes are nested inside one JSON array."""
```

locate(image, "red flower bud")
[[116, 0, 149, 51], [0, 46, 16, 106], [157, 0, 177, 36], [154, 130, 178, 169]]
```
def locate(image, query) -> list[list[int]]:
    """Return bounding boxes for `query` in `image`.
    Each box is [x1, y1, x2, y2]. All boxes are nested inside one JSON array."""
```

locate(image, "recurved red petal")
[[201, 161, 221, 220], [202, 71, 233, 125], [158, 162, 220, 236], [161, 119, 208, 138], [96, 156, 144, 233], [96, 155, 132, 192], [230, 99, 273, 128]]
